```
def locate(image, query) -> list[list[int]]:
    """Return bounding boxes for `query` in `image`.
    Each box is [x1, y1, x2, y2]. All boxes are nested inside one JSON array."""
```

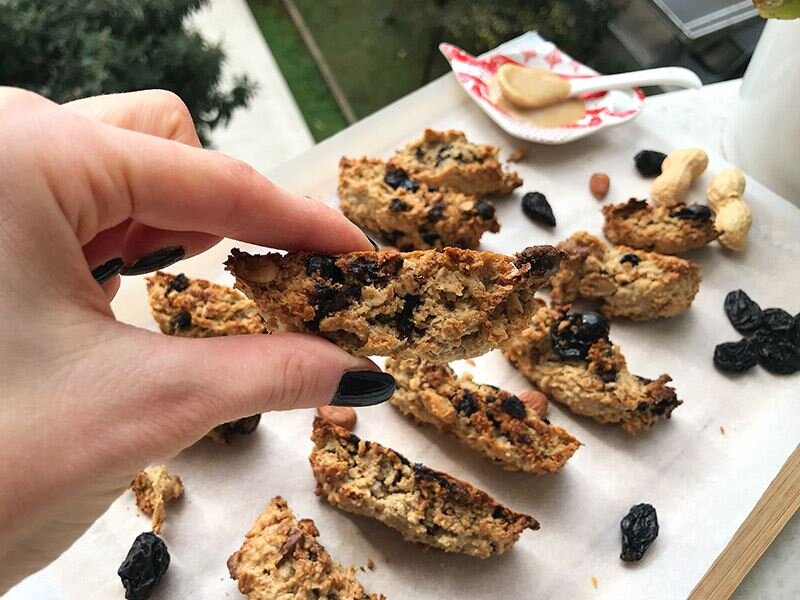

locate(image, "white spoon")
[[497, 65, 702, 109]]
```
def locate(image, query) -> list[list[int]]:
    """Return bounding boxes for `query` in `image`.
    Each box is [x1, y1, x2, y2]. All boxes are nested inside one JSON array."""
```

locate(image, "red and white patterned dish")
[[440, 32, 645, 144]]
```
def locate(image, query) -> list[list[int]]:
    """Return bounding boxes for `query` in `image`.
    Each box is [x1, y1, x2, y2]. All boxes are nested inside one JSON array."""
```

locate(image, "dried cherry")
[[633, 150, 667, 177], [724, 289, 763, 334], [521, 192, 556, 227], [118, 532, 170, 600], [620, 503, 659, 562]]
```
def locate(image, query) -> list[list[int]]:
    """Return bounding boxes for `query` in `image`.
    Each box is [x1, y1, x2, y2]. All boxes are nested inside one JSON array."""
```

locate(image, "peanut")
[[589, 173, 610, 199], [650, 148, 708, 207], [317, 406, 357, 430], [707, 168, 750, 251], [518, 390, 549, 418]]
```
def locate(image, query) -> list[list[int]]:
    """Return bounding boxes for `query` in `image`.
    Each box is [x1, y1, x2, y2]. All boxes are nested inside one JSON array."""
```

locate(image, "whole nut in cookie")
[[518, 390, 549, 418], [707, 168, 750, 251], [651, 148, 708, 207], [589, 173, 610, 199], [317, 406, 357, 430]]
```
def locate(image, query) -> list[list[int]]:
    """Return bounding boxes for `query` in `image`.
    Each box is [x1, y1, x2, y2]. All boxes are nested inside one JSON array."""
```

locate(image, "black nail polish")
[[363, 233, 380, 251], [122, 246, 185, 276], [91, 257, 124, 285], [331, 371, 395, 407]]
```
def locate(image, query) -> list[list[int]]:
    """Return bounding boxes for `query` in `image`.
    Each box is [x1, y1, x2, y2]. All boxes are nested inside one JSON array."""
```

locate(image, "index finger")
[[66, 117, 372, 254]]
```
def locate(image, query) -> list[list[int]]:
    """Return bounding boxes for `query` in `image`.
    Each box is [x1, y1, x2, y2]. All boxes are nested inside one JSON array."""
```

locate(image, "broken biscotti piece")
[[503, 301, 682, 434], [309, 418, 538, 558], [602, 199, 719, 255], [146, 271, 263, 443], [226, 246, 562, 362], [385, 357, 580, 474], [146, 271, 266, 336], [130, 465, 184, 534], [388, 129, 523, 196], [550, 231, 700, 320], [227, 496, 384, 600], [338, 156, 499, 251]]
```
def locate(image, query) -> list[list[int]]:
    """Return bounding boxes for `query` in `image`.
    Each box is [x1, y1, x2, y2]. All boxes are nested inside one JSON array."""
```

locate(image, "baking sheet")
[[11, 75, 800, 600]]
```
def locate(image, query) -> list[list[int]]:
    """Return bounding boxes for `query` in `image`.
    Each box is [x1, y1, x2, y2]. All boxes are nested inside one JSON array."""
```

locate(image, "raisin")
[[165, 273, 188, 295], [456, 391, 478, 416], [305, 256, 343, 282], [421, 231, 441, 245], [389, 198, 409, 212], [757, 337, 800, 375], [347, 257, 385, 286], [434, 144, 455, 166], [620, 503, 658, 562], [713, 339, 758, 373], [501, 395, 527, 420], [211, 414, 261, 442], [309, 284, 359, 331], [669, 204, 713, 221], [724, 289, 762, 334], [598, 364, 618, 383], [395, 294, 421, 338], [760, 308, 793, 333], [633, 150, 667, 177], [551, 311, 610, 360], [790, 314, 800, 346], [521, 192, 555, 227], [118, 532, 170, 600], [475, 199, 495, 220], [492, 506, 510, 521], [170, 311, 191, 331], [426, 202, 445, 223], [619, 253, 640, 266], [383, 167, 419, 192]]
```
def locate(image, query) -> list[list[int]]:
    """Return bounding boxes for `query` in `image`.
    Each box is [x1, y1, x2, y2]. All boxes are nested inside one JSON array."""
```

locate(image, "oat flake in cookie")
[[226, 246, 562, 362], [227, 496, 384, 600], [309, 418, 538, 558]]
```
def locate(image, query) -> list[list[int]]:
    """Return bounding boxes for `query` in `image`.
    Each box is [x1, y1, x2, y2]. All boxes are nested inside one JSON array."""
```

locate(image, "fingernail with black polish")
[[91, 257, 124, 285], [122, 246, 185, 276], [331, 371, 395, 407], [365, 234, 380, 251]]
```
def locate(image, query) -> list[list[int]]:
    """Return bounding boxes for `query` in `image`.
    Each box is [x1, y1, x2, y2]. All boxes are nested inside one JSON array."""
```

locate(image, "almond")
[[317, 406, 357, 430], [518, 390, 549, 418], [589, 173, 610, 199]]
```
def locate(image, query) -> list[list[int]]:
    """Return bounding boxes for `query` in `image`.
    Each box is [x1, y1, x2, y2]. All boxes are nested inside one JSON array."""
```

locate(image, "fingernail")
[[331, 371, 395, 407], [91, 257, 124, 284], [362, 232, 380, 251], [122, 246, 185, 276]]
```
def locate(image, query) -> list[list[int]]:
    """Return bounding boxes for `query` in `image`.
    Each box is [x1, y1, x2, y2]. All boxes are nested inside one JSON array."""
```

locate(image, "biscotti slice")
[[385, 357, 580, 474], [227, 496, 384, 600], [146, 271, 266, 337], [338, 156, 499, 250], [388, 129, 522, 196], [602, 199, 719, 254], [309, 418, 538, 558], [146, 271, 263, 443], [504, 301, 681, 434], [226, 246, 561, 361], [549, 231, 700, 320]]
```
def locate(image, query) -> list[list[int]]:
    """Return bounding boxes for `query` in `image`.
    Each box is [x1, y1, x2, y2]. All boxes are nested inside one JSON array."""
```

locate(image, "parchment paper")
[[9, 75, 800, 600]]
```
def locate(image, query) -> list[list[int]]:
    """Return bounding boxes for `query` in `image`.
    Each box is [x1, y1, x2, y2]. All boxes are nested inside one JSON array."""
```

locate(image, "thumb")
[[83, 327, 394, 462]]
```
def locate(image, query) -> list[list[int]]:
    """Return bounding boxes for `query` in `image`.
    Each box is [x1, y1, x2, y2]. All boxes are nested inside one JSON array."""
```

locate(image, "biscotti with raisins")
[[602, 199, 718, 255], [550, 231, 700, 320], [504, 300, 681, 434], [226, 246, 562, 362], [386, 357, 580, 474], [338, 156, 499, 250], [388, 129, 522, 196], [309, 418, 538, 558], [227, 496, 384, 600]]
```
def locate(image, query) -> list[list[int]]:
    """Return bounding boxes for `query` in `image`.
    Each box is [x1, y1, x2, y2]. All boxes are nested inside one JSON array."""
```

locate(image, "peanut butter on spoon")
[[497, 64, 571, 109]]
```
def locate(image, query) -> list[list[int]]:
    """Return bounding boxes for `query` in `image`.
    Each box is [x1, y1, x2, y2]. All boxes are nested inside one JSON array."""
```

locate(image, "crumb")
[[130, 465, 184, 534], [591, 576, 598, 589], [367, 558, 375, 571], [465, 358, 476, 366], [720, 426, 726, 435], [508, 147, 529, 163]]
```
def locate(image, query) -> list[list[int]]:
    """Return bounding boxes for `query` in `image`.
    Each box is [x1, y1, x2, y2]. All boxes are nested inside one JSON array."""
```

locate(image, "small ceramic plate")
[[440, 32, 644, 144]]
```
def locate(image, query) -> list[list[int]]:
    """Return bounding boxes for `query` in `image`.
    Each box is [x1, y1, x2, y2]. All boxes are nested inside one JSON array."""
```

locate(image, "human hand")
[[0, 87, 394, 591]]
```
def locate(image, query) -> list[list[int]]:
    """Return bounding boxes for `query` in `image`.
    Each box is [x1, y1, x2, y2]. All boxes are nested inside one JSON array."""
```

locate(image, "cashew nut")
[[650, 148, 709, 207], [707, 168, 750, 251]]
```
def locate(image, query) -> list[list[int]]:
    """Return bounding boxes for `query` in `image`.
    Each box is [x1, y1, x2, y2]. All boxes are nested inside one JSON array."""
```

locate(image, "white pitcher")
[[723, 19, 800, 204]]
